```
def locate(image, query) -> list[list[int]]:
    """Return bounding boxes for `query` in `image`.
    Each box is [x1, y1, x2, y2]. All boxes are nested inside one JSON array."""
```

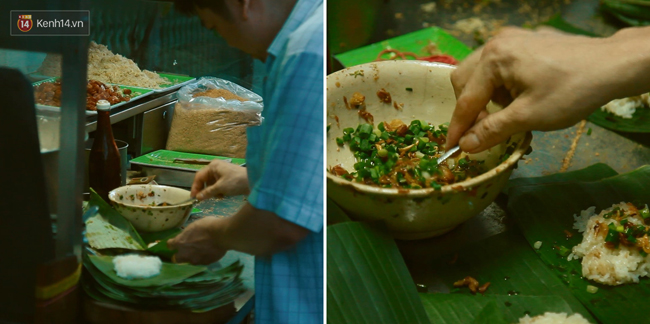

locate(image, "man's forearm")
[[216, 202, 310, 256]]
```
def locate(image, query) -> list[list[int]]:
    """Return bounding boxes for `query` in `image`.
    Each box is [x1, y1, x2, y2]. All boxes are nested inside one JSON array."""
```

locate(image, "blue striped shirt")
[[245, 0, 324, 323]]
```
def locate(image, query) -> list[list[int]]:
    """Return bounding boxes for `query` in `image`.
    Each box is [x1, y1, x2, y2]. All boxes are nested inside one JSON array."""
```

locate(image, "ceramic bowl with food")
[[108, 185, 195, 232], [327, 60, 532, 240]]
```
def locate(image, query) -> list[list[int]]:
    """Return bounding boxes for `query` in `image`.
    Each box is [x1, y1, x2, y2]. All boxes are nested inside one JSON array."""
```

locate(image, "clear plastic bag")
[[166, 77, 263, 158]]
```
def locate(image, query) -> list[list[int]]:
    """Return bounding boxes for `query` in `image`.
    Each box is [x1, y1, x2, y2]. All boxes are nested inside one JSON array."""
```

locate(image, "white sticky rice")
[[516, 312, 591, 324], [569, 202, 650, 285], [113, 254, 162, 280], [600, 93, 649, 119]]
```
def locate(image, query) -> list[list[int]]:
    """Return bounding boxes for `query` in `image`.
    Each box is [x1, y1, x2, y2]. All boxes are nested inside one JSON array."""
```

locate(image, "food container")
[[326, 61, 532, 240], [108, 185, 195, 232]]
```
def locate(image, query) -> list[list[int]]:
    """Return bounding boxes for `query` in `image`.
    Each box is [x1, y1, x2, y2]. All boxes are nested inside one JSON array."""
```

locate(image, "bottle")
[[89, 99, 122, 202]]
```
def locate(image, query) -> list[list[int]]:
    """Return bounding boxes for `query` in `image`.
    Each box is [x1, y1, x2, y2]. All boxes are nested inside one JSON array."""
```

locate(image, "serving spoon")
[[436, 145, 461, 165], [166, 197, 198, 206]]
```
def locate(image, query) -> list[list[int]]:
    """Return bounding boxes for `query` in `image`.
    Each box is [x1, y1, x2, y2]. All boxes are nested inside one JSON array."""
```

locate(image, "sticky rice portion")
[[600, 93, 649, 119], [516, 312, 591, 324], [113, 254, 162, 280], [570, 202, 650, 285]]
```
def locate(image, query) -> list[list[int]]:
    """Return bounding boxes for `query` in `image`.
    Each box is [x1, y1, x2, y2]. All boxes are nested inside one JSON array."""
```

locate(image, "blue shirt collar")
[[267, 0, 322, 57]]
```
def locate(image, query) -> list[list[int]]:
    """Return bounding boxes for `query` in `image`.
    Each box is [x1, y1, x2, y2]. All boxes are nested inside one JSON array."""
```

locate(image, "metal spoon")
[[167, 182, 206, 206], [166, 197, 198, 206], [436, 145, 461, 165]]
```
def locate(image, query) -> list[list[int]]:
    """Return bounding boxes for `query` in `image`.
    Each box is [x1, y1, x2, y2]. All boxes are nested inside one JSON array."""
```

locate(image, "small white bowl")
[[108, 185, 195, 232]]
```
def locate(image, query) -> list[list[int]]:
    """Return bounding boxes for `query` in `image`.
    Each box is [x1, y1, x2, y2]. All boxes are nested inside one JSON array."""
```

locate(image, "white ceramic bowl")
[[108, 185, 195, 232], [327, 61, 532, 240]]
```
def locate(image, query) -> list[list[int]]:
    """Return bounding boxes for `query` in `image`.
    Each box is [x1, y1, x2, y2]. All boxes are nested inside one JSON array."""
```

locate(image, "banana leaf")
[[327, 222, 430, 324], [83, 255, 245, 311], [508, 165, 650, 323], [541, 14, 599, 37], [327, 197, 351, 225], [89, 255, 207, 288], [86, 189, 146, 250], [602, 0, 650, 21], [588, 107, 650, 133], [424, 230, 596, 323], [420, 294, 578, 324], [141, 228, 182, 259], [504, 163, 618, 194]]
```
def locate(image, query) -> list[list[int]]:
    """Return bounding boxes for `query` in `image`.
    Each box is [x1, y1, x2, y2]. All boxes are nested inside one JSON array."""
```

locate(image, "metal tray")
[[32, 77, 155, 114], [153, 72, 196, 93]]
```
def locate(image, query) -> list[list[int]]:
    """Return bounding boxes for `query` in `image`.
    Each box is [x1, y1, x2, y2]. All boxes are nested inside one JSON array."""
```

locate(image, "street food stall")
[[326, 0, 650, 322], [0, 0, 259, 322]]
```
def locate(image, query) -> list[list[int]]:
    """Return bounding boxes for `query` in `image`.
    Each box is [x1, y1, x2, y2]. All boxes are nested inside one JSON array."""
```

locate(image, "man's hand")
[[191, 159, 249, 200], [167, 203, 311, 265], [446, 26, 650, 153], [167, 216, 228, 265]]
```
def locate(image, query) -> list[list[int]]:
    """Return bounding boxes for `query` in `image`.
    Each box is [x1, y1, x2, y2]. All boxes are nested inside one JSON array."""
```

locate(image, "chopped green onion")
[[641, 206, 650, 219], [343, 127, 355, 135], [534, 241, 542, 250], [405, 87, 413, 91], [336, 137, 344, 146], [620, 219, 628, 225], [605, 223, 620, 245], [586, 285, 598, 294], [458, 158, 468, 167], [557, 245, 571, 257], [641, 250, 648, 257], [377, 149, 388, 158], [587, 128, 592, 136], [327, 124, 331, 132], [616, 225, 625, 233], [377, 122, 385, 132]]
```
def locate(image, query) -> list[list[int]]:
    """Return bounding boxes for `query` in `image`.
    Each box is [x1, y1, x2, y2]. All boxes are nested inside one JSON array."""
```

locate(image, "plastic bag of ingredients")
[[166, 77, 263, 158]]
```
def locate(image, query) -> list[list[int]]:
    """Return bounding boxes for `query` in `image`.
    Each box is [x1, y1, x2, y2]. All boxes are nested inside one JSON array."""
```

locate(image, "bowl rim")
[[108, 184, 195, 209], [326, 60, 534, 197]]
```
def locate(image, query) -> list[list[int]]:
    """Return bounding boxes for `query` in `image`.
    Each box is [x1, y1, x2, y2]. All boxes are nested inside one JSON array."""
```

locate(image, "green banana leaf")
[[504, 163, 618, 194], [587, 106, 650, 133], [541, 14, 599, 37], [327, 198, 351, 225], [508, 165, 650, 323], [140, 228, 182, 245], [602, 0, 650, 21], [83, 254, 245, 311], [86, 189, 146, 250], [327, 222, 431, 324], [424, 230, 596, 323], [141, 228, 182, 259], [89, 255, 207, 288], [420, 294, 579, 324]]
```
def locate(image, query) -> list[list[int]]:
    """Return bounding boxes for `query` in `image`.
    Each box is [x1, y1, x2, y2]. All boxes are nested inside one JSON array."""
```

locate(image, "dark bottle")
[[89, 99, 121, 201]]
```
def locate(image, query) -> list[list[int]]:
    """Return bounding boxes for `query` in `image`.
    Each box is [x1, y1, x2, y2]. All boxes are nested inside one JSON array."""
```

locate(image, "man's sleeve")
[[247, 51, 324, 233]]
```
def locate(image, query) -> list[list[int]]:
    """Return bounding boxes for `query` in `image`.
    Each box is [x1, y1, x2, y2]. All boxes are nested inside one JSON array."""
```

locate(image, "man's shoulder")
[[285, 3, 323, 58]]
